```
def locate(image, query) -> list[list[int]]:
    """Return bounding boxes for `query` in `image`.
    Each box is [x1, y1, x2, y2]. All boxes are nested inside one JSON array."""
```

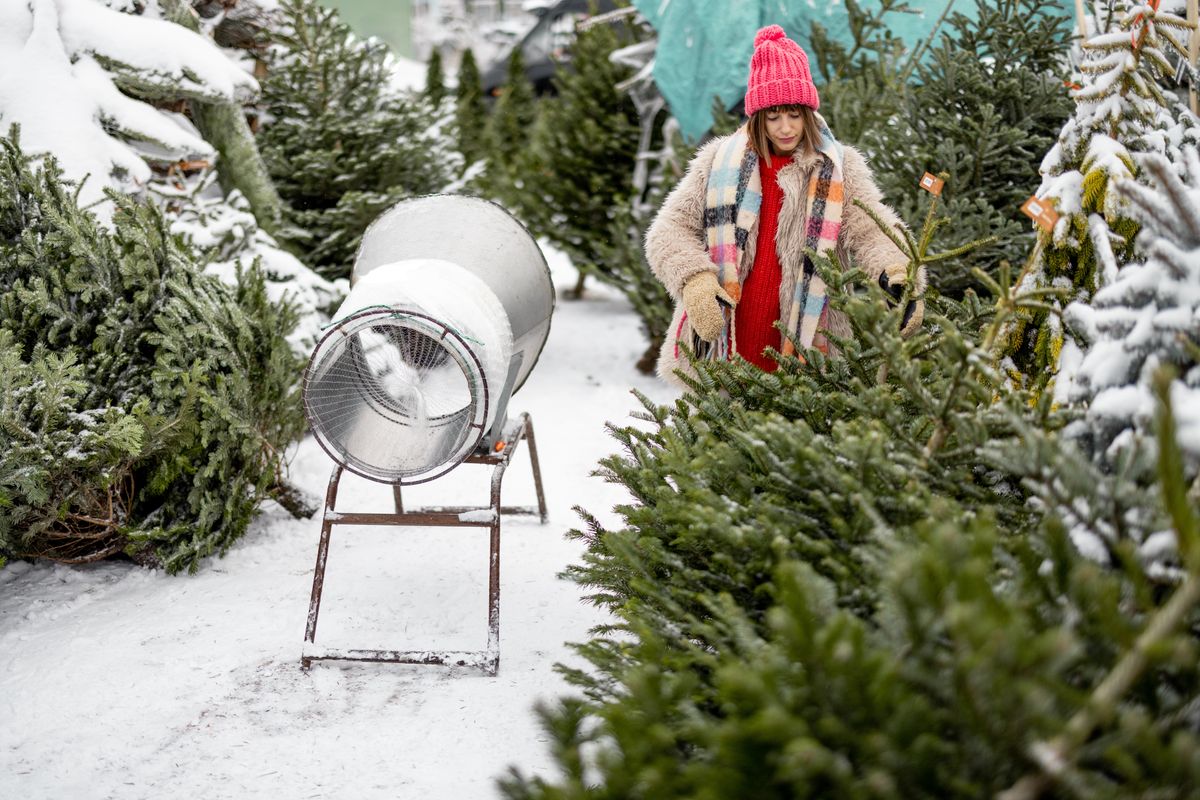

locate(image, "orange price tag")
[[919, 172, 945, 195], [1020, 196, 1060, 231]]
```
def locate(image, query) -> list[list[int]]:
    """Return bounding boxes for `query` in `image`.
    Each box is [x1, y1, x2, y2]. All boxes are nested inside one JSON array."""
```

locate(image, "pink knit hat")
[[744, 25, 819, 115]]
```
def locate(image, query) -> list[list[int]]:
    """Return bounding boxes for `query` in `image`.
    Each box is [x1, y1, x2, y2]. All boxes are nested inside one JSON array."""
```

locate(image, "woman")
[[645, 24, 924, 385]]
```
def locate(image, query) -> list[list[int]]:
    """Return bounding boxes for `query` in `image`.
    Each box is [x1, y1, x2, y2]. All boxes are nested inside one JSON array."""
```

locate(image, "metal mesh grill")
[[303, 310, 489, 484]]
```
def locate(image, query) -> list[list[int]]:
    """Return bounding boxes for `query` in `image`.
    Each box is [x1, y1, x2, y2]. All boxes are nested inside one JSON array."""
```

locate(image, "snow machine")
[[300, 194, 553, 675]]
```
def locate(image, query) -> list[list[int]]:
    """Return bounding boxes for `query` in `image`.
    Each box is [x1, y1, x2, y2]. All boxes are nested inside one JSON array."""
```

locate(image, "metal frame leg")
[[301, 413, 548, 676], [302, 465, 345, 669], [521, 413, 548, 523]]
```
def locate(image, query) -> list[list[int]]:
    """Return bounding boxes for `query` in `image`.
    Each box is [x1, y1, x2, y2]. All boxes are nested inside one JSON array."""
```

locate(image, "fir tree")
[[499, 198, 1200, 800], [0, 334, 144, 563], [1004, 0, 1199, 390], [515, 16, 639, 295], [257, 0, 457, 280], [1066, 152, 1200, 465], [482, 46, 538, 208], [454, 49, 489, 169], [425, 48, 447, 107], [1012, 152, 1200, 577], [151, 170, 342, 352], [821, 0, 1075, 299], [0, 132, 307, 572]]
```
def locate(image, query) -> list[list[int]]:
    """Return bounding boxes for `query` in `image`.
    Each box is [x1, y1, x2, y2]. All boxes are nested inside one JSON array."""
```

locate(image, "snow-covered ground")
[[0, 247, 676, 799]]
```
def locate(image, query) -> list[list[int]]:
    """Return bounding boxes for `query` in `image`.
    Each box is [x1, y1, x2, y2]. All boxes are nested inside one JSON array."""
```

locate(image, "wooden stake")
[[1074, 0, 1089, 43], [1189, 0, 1198, 115]]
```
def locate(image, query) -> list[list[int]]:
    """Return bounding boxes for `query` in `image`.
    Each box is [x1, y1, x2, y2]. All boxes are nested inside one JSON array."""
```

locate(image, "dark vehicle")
[[481, 0, 620, 96]]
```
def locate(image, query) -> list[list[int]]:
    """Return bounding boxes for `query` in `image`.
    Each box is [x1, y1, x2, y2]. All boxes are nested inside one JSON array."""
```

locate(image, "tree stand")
[[301, 413, 547, 675]]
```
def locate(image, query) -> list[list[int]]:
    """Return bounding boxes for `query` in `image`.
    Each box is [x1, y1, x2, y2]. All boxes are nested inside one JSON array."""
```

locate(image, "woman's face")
[[764, 108, 803, 155]]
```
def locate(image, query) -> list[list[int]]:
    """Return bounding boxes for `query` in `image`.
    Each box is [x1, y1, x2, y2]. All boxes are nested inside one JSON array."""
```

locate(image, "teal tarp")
[[632, 0, 1064, 141]]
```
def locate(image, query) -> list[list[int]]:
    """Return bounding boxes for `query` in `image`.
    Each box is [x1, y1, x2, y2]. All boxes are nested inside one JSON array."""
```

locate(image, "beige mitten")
[[878, 262, 923, 337], [681, 271, 734, 343]]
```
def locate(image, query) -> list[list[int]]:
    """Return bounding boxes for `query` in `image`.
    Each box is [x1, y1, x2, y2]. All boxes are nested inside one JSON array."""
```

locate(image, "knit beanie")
[[744, 25, 819, 115]]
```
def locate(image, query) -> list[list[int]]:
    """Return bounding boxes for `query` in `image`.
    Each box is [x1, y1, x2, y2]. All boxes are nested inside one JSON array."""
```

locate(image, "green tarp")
[[632, 0, 1069, 141]]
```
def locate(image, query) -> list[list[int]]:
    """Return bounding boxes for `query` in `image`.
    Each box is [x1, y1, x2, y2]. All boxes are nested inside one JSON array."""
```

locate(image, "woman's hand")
[[878, 264, 924, 337], [681, 271, 734, 342]]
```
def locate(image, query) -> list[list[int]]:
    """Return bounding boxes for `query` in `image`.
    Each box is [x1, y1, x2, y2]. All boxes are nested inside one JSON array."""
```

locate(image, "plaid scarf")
[[698, 118, 844, 361]]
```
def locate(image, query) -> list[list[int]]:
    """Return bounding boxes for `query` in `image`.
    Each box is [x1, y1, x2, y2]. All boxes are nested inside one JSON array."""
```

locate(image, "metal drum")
[[352, 194, 554, 393], [303, 196, 554, 485]]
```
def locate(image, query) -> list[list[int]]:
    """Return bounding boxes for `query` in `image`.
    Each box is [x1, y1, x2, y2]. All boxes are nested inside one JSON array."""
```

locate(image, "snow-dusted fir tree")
[[0, 134, 308, 573], [0, 0, 334, 347], [0, 0, 257, 211], [152, 171, 341, 353], [1069, 154, 1200, 464], [1004, 0, 1199, 390], [1066, 152, 1200, 465], [1016, 151, 1200, 580]]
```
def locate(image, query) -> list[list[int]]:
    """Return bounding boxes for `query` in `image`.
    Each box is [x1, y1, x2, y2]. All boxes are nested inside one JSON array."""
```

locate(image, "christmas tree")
[[151, 169, 342, 353], [1012, 151, 1200, 576], [424, 48, 447, 107], [1066, 152, 1200, 465], [0, 0, 260, 214], [499, 209, 1200, 798], [482, 46, 538, 209], [819, 0, 1075, 298], [515, 15, 640, 295], [1004, 0, 1200, 390], [454, 49, 489, 170], [257, 0, 458, 279], [0, 132, 307, 572]]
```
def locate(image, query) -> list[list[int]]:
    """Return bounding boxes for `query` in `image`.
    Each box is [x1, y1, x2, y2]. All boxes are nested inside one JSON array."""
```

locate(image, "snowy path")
[[0, 251, 676, 799]]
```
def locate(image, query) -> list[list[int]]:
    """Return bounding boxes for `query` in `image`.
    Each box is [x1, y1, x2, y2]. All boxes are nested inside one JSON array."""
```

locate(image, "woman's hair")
[[747, 104, 822, 160]]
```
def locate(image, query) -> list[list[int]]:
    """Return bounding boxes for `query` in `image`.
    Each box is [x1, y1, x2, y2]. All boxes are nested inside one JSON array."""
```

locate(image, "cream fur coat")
[[644, 134, 925, 386]]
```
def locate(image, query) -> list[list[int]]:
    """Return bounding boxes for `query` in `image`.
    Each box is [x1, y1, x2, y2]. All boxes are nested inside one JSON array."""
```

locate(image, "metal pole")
[[304, 466, 345, 659], [486, 450, 507, 676], [522, 413, 549, 523]]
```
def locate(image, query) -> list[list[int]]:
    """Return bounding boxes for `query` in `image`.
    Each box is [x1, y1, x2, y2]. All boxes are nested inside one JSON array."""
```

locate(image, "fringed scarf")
[[696, 117, 844, 361]]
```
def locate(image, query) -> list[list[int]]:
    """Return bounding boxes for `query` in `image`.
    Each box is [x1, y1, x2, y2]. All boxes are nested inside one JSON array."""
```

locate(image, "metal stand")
[[301, 412, 547, 676]]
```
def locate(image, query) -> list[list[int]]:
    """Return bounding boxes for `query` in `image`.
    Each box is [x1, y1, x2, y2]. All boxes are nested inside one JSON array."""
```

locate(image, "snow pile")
[[0, 0, 256, 210]]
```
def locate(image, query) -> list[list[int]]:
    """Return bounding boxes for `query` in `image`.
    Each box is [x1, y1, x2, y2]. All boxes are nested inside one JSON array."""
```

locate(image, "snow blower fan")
[[301, 195, 553, 675]]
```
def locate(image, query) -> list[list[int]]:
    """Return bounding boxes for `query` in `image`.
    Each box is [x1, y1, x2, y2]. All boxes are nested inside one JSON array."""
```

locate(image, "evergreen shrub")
[[455, 49, 490, 171], [483, 46, 539, 210]]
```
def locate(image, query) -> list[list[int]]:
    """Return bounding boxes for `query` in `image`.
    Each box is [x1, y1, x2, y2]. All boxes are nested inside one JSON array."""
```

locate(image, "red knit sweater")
[[734, 152, 790, 371]]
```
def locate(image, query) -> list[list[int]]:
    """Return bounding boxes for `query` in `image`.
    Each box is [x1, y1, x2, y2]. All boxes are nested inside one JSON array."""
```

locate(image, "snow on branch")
[[0, 0, 257, 208]]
